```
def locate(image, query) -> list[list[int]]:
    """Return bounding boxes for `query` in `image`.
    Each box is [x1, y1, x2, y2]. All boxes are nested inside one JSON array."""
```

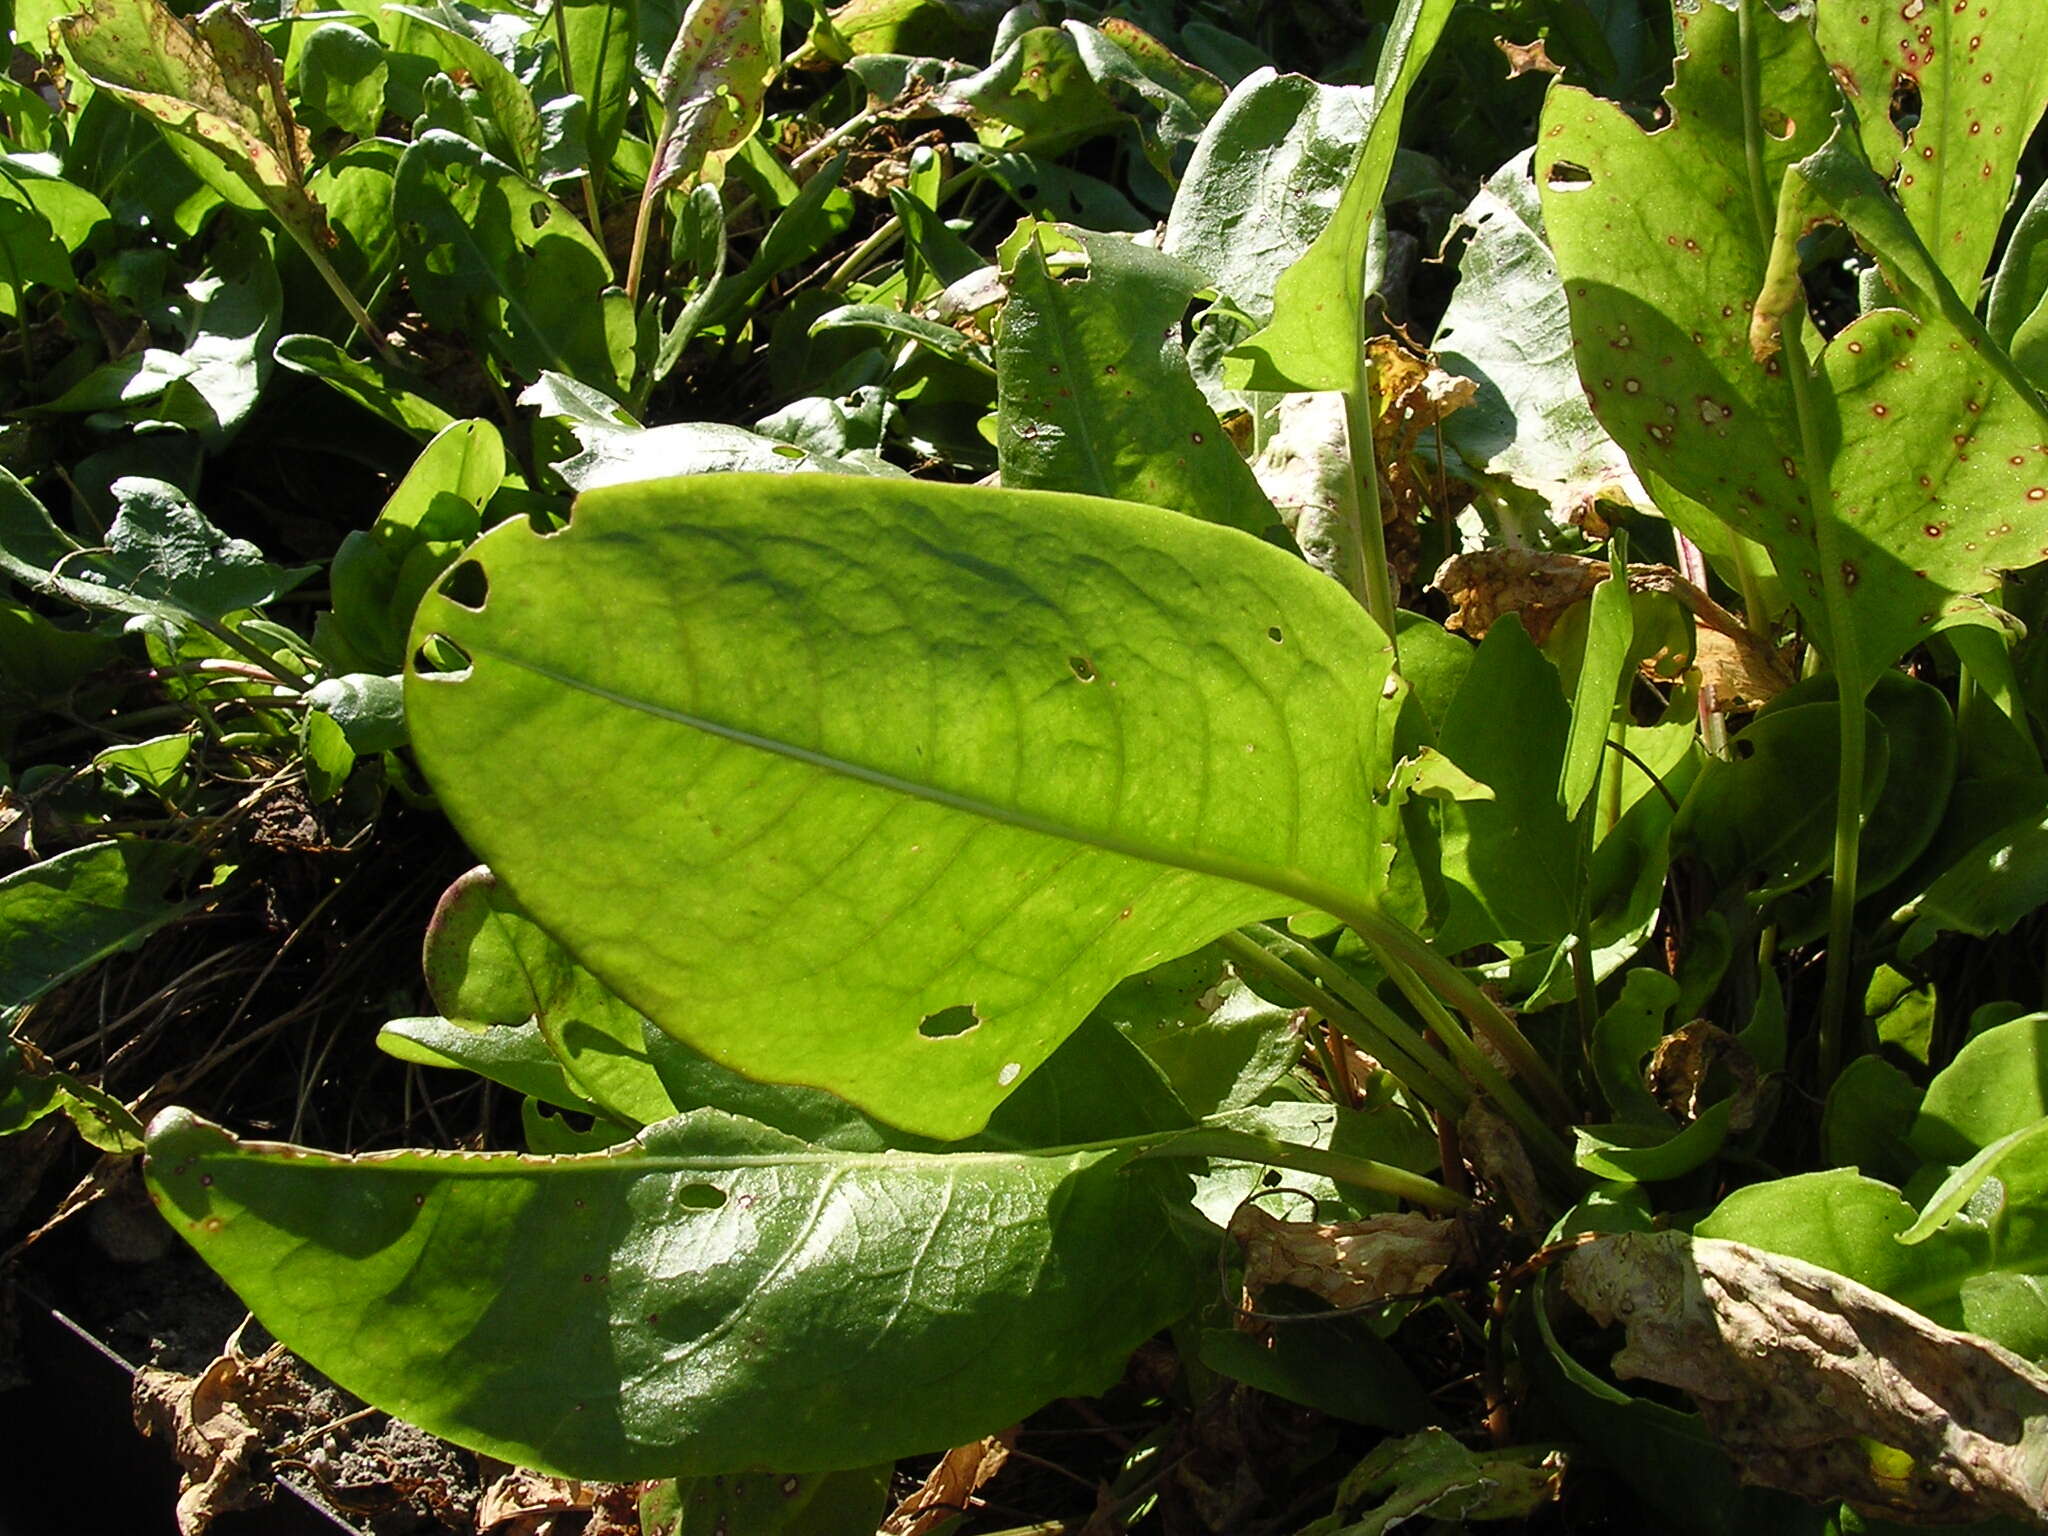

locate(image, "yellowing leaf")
[[57, 0, 328, 256]]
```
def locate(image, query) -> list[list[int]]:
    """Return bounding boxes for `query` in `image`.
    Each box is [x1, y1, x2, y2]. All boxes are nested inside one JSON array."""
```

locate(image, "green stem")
[[1248, 925, 1572, 1175], [1736, 0, 1864, 1085], [1219, 928, 1470, 1117], [1139, 1127, 1470, 1213], [291, 229, 403, 371], [549, 0, 605, 236], [1343, 352, 1400, 661]]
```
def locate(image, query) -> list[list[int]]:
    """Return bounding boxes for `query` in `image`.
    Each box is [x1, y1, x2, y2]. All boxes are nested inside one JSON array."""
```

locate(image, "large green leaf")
[[1541, 3, 2048, 688], [394, 130, 633, 394], [1815, 0, 2048, 300], [1162, 68, 1371, 327], [404, 473, 1398, 1138], [994, 225, 1276, 536], [145, 1104, 1198, 1478], [1229, 0, 1455, 392]]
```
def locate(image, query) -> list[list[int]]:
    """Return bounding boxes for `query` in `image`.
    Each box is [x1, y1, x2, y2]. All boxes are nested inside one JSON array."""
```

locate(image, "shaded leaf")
[[995, 226, 1276, 536], [0, 839, 192, 1009], [145, 1105, 1199, 1478]]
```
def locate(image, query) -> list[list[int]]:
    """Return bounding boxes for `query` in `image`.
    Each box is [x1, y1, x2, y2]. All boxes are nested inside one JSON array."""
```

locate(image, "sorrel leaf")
[[1541, 3, 2048, 689], [405, 473, 1397, 1138], [995, 225, 1276, 536], [145, 1105, 1197, 1477], [57, 0, 327, 253], [395, 130, 634, 393], [1230, 0, 1454, 392], [1815, 0, 2048, 300]]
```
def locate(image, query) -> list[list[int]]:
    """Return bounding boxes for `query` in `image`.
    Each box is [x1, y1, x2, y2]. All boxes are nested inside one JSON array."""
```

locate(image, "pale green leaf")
[[404, 473, 1397, 1138]]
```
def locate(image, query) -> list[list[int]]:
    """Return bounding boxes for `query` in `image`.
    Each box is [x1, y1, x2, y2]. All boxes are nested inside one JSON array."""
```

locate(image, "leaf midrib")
[[446, 633, 1376, 937]]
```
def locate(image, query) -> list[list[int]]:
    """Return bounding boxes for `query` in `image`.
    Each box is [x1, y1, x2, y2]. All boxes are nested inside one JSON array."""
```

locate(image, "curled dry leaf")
[[1431, 550, 1794, 704], [1495, 36, 1563, 78], [1433, 550, 1607, 644], [883, 1429, 1015, 1536], [1369, 336, 1479, 585], [1229, 1205, 1462, 1313], [1645, 1020, 1762, 1133], [476, 1468, 608, 1535], [1561, 1231, 2048, 1525], [132, 1349, 280, 1534], [1457, 1098, 1546, 1232]]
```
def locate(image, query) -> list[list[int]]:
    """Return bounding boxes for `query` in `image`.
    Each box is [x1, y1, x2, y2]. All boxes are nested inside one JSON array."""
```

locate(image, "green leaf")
[[376, 1015, 604, 1114], [395, 130, 633, 394], [324, 418, 504, 676], [1896, 806, 2048, 962], [94, 731, 193, 796], [1822, 1054, 1924, 1186], [555, 0, 635, 176], [0, 1041, 144, 1153], [1573, 1105, 1731, 1185], [301, 708, 354, 802], [1559, 563, 1633, 819], [646, 1465, 892, 1536], [1198, 1321, 1426, 1431], [1989, 177, 2048, 384], [1163, 67, 1372, 325], [1815, 0, 2048, 299], [1432, 148, 1643, 520], [521, 372, 888, 489], [304, 673, 406, 753], [274, 333, 459, 440], [643, 0, 782, 196], [995, 226, 1276, 537], [387, 1, 544, 177], [1091, 947, 1301, 1119], [1909, 1012, 2048, 1164], [1431, 616, 1576, 950], [145, 219, 280, 443], [1589, 967, 1676, 1127], [422, 866, 679, 1127], [0, 197, 75, 317], [1542, 5, 2048, 688], [296, 22, 386, 139], [0, 840, 193, 1009], [1672, 702, 1888, 899], [1229, 0, 1455, 392], [405, 473, 1399, 1139], [58, 0, 331, 257], [1301, 1428, 1561, 1535], [936, 26, 1122, 155], [1901, 1119, 2048, 1246], [809, 302, 991, 375], [144, 1104, 1199, 1478]]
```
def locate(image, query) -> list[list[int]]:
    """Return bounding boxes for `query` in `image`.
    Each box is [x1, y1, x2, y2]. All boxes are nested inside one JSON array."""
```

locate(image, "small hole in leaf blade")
[[918, 1004, 981, 1038], [411, 633, 473, 681]]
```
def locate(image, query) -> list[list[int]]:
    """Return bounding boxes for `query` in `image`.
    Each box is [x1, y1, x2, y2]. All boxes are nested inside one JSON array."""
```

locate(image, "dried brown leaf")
[[1458, 1099, 1546, 1232], [1229, 1205, 1461, 1312], [1370, 336, 1479, 585], [1433, 550, 1607, 644], [477, 1469, 599, 1534], [1645, 1020, 1761, 1132], [1496, 35, 1564, 77], [133, 1351, 273, 1534], [884, 1430, 1016, 1535], [1562, 1231, 2048, 1525]]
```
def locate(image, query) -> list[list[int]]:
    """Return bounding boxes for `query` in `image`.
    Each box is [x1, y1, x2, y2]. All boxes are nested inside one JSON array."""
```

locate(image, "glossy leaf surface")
[[145, 1105, 1197, 1478]]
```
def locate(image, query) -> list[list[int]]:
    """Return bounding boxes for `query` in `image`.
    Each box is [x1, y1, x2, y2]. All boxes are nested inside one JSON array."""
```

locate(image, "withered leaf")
[[1433, 549, 1608, 644], [1495, 36, 1563, 78], [883, 1430, 1015, 1536], [1562, 1231, 2048, 1525], [1370, 336, 1478, 586], [1230, 1205, 1461, 1313], [132, 1350, 276, 1534]]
